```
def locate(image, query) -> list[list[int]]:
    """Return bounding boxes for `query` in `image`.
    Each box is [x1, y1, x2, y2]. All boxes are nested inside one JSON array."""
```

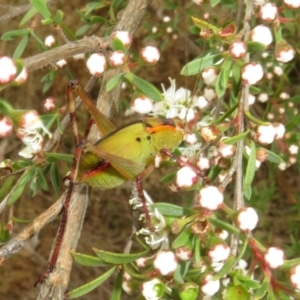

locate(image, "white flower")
[[283, 0, 300, 8], [208, 244, 230, 262], [258, 93, 269, 103], [176, 166, 197, 188], [290, 265, 300, 289], [140, 46, 160, 65], [15, 68, 28, 84], [86, 53, 107, 76], [109, 51, 125, 67], [0, 56, 17, 84], [237, 207, 259, 231], [229, 41, 247, 58], [273, 123, 285, 140], [196, 157, 210, 171], [154, 251, 178, 275], [259, 3, 278, 21], [201, 274, 220, 296], [114, 31, 132, 46], [73, 53, 85, 60], [202, 68, 218, 86], [203, 87, 216, 101], [0, 117, 13, 137], [44, 35, 55, 47], [276, 48, 295, 63], [256, 124, 276, 144], [264, 247, 285, 269], [242, 63, 264, 85], [288, 144, 299, 155], [142, 278, 164, 300], [196, 186, 224, 210], [132, 96, 154, 114], [248, 94, 256, 105], [175, 246, 192, 261], [56, 59, 67, 68], [251, 25, 273, 46]]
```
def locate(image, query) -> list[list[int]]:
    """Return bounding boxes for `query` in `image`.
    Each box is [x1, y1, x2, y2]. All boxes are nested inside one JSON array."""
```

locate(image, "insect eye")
[[136, 137, 141, 142], [147, 136, 151, 141]]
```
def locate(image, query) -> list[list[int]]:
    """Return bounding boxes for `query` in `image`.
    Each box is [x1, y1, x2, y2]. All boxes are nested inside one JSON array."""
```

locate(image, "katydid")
[[35, 80, 185, 285]]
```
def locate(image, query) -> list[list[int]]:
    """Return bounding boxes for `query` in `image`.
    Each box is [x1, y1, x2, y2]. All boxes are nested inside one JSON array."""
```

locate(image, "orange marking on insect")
[[146, 125, 176, 134]]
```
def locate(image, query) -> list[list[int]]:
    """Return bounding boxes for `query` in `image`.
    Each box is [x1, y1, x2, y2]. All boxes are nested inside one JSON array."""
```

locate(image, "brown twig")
[[230, 0, 254, 256]]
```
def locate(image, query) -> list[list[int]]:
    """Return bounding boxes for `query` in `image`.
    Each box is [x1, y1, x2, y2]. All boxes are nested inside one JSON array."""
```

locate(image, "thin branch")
[[23, 36, 110, 72], [230, 0, 254, 256], [0, 0, 57, 24]]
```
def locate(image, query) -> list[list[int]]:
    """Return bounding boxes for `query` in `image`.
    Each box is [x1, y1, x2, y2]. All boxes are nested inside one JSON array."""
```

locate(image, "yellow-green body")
[[77, 118, 184, 189]]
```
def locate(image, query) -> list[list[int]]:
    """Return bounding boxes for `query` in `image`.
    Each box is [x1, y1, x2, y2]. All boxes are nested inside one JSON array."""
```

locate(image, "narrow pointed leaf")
[[13, 34, 29, 59], [181, 53, 224, 76], [153, 203, 185, 216], [71, 251, 108, 267], [124, 73, 162, 102], [106, 73, 124, 92], [243, 141, 256, 200], [109, 270, 123, 300], [93, 248, 149, 264], [29, 0, 52, 18], [222, 130, 250, 145], [66, 267, 116, 298], [7, 167, 35, 205]]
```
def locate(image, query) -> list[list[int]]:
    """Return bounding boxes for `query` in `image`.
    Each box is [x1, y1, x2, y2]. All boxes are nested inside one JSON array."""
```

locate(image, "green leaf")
[[7, 167, 35, 205], [106, 73, 124, 92], [93, 248, 149, 264], [181, 53, 224, 76], [153, 203, 186, 216], [90, 15, 107, 24], [109, 271, 123, 300], [50, 162, 60, 195], [0, 224, 10, 242], [71, 251, 108, 267], [29, 0, 52, 18], [246, 41, 266, 53], [208, 217, 240, 235], [19, 7, 38, 27], [253, 279, 268, 299], [213, 103, 238, 125], [41, 18, 54, 25], [45, 153, 73, 163], [210, 0, 221, 7], [222, 130, 250, 145], [172, 227, 193, 249], [249, 86, 261, 94], [75, 24, 92, 37], [215, 68, 230, 98], [112, 37, 126, 52], [0, 176, 15, 200], [65, 267, 116, 298], [243, 141, 256, 200], [1, 29, 31, 41], [160, 171, 176, 183], [263, 149, 284, 164], [124, 73, 162, 102], [13, 34, 29, 59], [53, 9, 64, 24], [213, 255, 235, 280], [285, 114, 300, 131]]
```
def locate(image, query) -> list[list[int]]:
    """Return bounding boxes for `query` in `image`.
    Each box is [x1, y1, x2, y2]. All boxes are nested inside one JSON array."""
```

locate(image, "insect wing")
[[94, 120, 156, 176]]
